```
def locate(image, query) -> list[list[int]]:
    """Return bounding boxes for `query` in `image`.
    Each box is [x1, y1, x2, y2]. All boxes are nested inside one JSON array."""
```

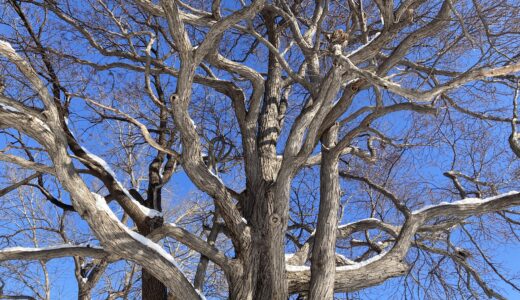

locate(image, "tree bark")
[[140, 209, 167, 300], [142, 269, 168, 300], [241, 10, 289, 300], [78, 286, 90, 300], [309, 124, 340, 299], [194, 211, 220, 290], [251, 188, 288, 300]]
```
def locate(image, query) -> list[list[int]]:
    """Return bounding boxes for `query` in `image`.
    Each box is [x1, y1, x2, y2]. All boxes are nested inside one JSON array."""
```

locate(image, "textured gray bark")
[[309, 125, 340, 299]]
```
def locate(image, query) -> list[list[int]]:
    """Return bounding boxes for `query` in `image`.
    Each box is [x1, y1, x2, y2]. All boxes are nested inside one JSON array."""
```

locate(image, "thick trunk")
[[309, 125, 340, 299], [228, 261, 254, 300], [142, 269, 168, 300], [78, 286, 90, 300], [252, 190, 287, 300], [240, 10, 288, 300], [232, 184, 289, 300], [141, 219, 167, 300], [141, 213, 167, 300]]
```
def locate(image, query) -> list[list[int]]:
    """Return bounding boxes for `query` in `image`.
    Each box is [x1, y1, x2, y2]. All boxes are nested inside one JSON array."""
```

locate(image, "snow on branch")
[[287, 190, 520, 293], [412, 190, 520, 218], [0, 244, 108, 261], [79, 143, 162, 218]]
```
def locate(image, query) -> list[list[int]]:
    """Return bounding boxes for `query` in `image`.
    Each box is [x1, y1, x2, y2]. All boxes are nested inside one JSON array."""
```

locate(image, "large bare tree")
[[1, 0, 520, 299]]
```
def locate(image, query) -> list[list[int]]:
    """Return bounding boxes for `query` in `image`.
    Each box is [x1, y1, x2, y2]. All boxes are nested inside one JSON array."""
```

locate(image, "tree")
[[1, 0, 520, 299]]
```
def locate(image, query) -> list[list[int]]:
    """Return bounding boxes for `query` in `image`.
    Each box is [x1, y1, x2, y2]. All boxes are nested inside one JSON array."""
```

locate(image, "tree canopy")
[[1, 0, 520, 299]]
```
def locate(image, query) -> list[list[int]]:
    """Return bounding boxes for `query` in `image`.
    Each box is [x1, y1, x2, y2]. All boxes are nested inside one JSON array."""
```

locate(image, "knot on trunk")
[[269, 213, 281, 225]]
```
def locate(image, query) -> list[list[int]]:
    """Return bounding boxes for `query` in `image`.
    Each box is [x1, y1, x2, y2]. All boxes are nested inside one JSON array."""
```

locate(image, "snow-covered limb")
[[90, 193, 204, 298], [412, 190, 520, 217], [0, 38, 205, 300], [287, 217, 399, 266], [195, 288, 207, 300], [79, 144, 162, 218], [287, 251, 408, 293], [346, 32, 381, 57], [92, 194, 176, 268], [0, 102, 20, 113], [0, 244, 108, 261], [287, 190, 520, 293]]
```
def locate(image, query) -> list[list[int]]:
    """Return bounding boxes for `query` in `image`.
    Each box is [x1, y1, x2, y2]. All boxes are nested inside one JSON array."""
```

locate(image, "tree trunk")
[[142, 153, 168, 300], [238, 9, 288, 300], [253, 191, 288, 299], [141, 213, 167, 300], [142, 269, 168, 300], [141, 218, 167, 300], [231, 184, 290, 300], [78, 286, 90, 300], [309, 125, 340, 299]]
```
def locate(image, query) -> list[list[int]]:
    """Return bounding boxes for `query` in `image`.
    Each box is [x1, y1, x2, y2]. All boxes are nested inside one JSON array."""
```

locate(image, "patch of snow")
[[0, 103, 20, 113], [286, 264, 310, 272], [346, 32, 381, 57], [336, 251, 388, 271], [82, 146, 162, 218], [209, 169, 224, 184], [412, 190, 519, 214], [131, 199, 162, 218], [158, 163, 165, 179], [1, 244, 100, 252], [1, 246, 40, 252], [336, 253, 355, 265], [66, 118, 77, 139], [338, 218, 382, 229], [0, 40, 15, 52], [125, 229, 180, 268], [81, 146, 117, 178], [92, 193, 179, 268], [341, 78, 357, 88], [195, 289, 206, 300], [241, 217, 248, 224], [93, 192, 119, 219]]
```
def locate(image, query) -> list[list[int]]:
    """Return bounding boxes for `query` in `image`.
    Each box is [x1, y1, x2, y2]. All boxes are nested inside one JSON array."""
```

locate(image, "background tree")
[[0, 0, 520, 299]]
